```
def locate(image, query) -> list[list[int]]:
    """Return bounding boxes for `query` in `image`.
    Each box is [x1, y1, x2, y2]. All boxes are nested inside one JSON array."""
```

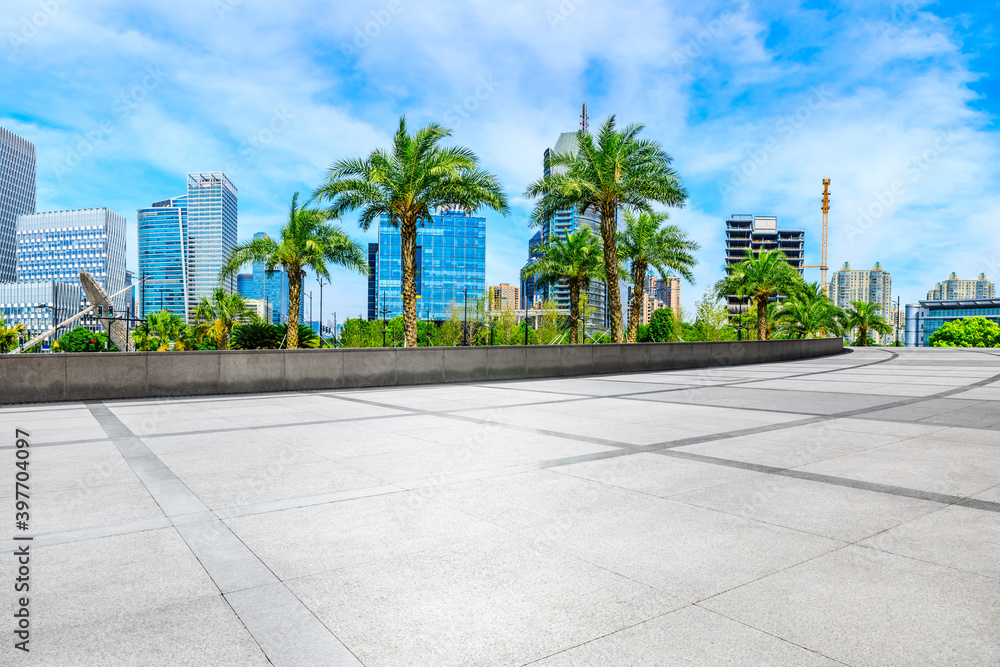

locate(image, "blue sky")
[[2, 0, 998, 323]]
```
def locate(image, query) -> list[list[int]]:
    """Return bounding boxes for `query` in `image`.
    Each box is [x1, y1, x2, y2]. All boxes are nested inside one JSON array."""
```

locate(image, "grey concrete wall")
[[0, 338, 844, 404]]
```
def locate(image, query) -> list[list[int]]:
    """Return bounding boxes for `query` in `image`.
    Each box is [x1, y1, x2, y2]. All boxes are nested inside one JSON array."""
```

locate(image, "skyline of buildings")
[[367, 208, 487, 321], [0, 127, 36, 283]]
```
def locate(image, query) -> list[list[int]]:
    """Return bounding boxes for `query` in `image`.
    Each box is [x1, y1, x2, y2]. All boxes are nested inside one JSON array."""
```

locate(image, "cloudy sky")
[[2, 0, 998, 322]]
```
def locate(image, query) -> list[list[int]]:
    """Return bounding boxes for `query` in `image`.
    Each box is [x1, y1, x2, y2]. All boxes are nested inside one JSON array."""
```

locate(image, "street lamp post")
[[463, 288, 469, 346], [318, 278, 328, 347]]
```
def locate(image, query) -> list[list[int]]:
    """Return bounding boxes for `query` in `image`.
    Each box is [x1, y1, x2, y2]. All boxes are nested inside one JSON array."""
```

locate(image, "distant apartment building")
[[0, 127, 36, 282], [927, 272, 995, 301], [235, 232, 298, 325], [828, 261, 894, 345], [367, 208, 486, 321], [627, 273, 679, 327], [490, 283, 520, 312], [724, 214, 804, 315], [16, 208, 127, 316], [242, 299, 272, 323], [137, 172, 237, 321]]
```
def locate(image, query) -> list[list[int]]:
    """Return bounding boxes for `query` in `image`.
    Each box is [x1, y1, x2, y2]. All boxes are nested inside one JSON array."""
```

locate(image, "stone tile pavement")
[[2, 347, 999, 665]]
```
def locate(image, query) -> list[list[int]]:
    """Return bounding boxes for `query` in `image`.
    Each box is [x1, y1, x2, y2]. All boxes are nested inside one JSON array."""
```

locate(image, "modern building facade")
[[828, 261, 893, 345], [905, 298, 1000, 347], [927, 272, 995, 301], [0, 127, 36, 282], [16, 208, 127, 316], [367, 208, 486, 321], [137, 172, 237, 322], [532, 132, 611, 330], [724, 214, 805, 315], [520, 230, 543, 310], [0, 281, 79, 339], [650, 274, 681, 312], [242, 299, 272, 323], [138, 195, 189, 319], [235, 232, 296, 325], [490, 283, 520, 312]]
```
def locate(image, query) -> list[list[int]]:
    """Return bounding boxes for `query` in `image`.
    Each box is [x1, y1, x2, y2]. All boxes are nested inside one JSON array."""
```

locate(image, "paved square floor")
[[2, 347, 999, 665]]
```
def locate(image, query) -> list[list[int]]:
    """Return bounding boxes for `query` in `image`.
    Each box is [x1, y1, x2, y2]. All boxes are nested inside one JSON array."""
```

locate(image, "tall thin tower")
[[580, 85, 589, 135], [820, 178, 830, 288]]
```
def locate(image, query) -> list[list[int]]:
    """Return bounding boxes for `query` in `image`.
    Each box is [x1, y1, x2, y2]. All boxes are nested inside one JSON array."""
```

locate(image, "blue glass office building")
[[138, 195, 189, 319], [368, 208, 486, 321], [905, 298, 1000, 347], [0, 127, 36, 282], [137, 172, 237, 322], [16, 208, 127, 316]]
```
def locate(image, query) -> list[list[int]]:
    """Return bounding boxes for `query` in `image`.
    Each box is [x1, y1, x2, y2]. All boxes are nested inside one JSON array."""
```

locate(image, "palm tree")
[[193, 288, 254, 349], [844, 300, 893, 346], [521, 227, 606, 344], [774, 282, 845, 339], [619, 210, 699, 343], [313, 116, 509, 347], [220, 193, 367, 349], [0, 318, 25, 353], [133, 310, 187, 351], [715, 249, 803, 341], [524, 116, 687, 343]]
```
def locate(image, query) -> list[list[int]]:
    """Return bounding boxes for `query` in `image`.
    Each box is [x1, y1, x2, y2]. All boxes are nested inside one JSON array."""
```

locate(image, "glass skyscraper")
[[0, 281, 78, 338], [235, 231, 299, 325], [16, 208, 128, 315], [137, 172, 237, 321], [532, 131, 610, 329], [0, 127, 37, 282], [368, 208, 486, 321], [138, 195, 189, 319]]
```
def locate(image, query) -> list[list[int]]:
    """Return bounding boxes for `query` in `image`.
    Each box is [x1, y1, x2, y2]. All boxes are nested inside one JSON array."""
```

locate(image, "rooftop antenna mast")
[[580, 83, 589, 135]]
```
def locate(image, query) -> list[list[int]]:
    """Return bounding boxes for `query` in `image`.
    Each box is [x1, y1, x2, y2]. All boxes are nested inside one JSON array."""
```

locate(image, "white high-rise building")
[[0, 127, 37, 282], [828, 261, 893, 345]]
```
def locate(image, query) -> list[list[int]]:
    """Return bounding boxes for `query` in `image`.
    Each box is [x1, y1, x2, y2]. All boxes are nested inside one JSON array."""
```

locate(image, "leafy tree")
[[521, 228, 605, 344], [535, 299, 568, 345], [844, 301, 893, 346], [314, 116, 509, 347], [929, 317, 1000, 348], [525, 116, 687, 343], [692, 291, 736, 342], [774, 282, 845, 339], [619, 210, 698, 343], [647, 308, 675, 342], [133, 310, 187, 351], [221, 193, 367, 349], [230, 321, 282, 350], [193, 288, 255, 349], [56, 326, 117, 352], [715, 249, 803, 340], [277, 323, 321, 349], [0, 318, 25, 353]]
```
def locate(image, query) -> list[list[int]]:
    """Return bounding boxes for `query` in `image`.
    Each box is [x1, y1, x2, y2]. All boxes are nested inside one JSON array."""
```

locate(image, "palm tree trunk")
[[287, 271, 302, 349], [569, 279, 580, 345], [400, 216, 418, 348], [757, 298, 769, 341], [627, 261, 646, 344], [599, 204, 623, 343]]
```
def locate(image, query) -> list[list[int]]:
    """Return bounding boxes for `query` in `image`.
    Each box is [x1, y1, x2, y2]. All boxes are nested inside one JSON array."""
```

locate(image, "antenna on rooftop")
[[581, 83, 589, 135]]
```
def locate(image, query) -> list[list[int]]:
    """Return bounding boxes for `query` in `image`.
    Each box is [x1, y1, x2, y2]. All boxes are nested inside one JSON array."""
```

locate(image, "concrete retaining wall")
[[1, 338, 844, 404]]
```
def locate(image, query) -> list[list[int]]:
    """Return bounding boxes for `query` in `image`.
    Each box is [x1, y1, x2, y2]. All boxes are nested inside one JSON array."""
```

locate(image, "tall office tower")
[[137, 195, 189, 319], [490, 283, 520, 311], [0, 127, 37, 281], [724, 214, 805, 315], [520, 230, 542, 309], [16, 208, 127, 316], [235, 232, 295, 325], [186, 172, 237, 311], [137, 172, 237, 322], [828, 261, 893, 345], [534, 132, 610, 329], [367, 242, 379, 320], [368, 207, 485, 321], [927, 272, 995, 300]]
